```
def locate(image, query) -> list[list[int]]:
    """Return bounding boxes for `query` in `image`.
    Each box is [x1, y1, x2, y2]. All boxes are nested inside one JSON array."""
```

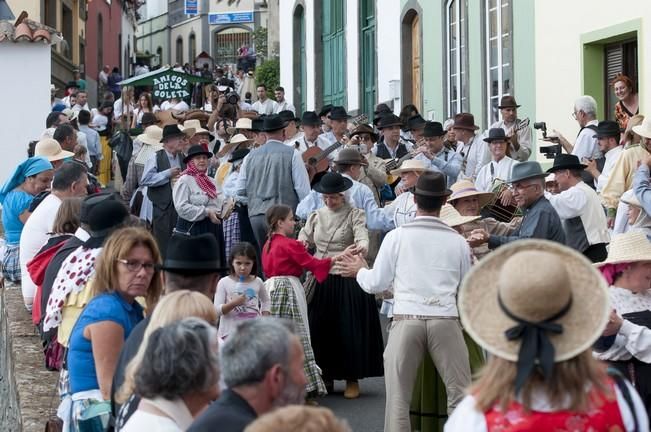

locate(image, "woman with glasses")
[[64, 227, 163, 431]]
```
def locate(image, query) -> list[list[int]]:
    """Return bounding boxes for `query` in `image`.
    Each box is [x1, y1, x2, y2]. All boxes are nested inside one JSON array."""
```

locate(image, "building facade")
[[136, 1, 169, 68]]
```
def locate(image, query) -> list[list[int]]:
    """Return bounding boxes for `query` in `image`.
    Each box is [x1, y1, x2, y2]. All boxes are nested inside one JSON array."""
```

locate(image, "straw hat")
[[229, 133, 253, 147], [136, 125, 163, 146], [227, 118, 253, 135], [620, 189, 641, 208], [35, 139, 74, 162], [595, 230, 651, 267], [632, 116, 651, 139], [181, 119, 212, 139], [389, 159, 427, 176], [459, 240, 609, 364], [440, 204, 480, 227], [447, 179, 494, 208]]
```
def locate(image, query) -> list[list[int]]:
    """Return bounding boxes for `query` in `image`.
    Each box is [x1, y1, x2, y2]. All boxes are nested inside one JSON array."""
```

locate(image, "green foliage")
[[252, 27, 268, 60], [255, 58, 280, 100]]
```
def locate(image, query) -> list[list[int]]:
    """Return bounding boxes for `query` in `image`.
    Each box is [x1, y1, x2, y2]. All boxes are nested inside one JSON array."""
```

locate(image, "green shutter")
[[360, 0, 376, 118], [322, 0, 346, 106]]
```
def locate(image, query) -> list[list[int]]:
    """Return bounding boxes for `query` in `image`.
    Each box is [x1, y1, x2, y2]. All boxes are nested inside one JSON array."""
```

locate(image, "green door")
[[360, 0, 376, 119], [323, 0, 346, 106], [299, 10, 307, 114]]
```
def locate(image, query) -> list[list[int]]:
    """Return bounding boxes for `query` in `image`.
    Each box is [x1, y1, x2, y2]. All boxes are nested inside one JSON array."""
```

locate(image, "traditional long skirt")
[[175, 217, 226, 268], [409, 332, 485, 432], [308, 274, 384, 381], [98, 136, 112, 186], [266, 276, 327, 396]]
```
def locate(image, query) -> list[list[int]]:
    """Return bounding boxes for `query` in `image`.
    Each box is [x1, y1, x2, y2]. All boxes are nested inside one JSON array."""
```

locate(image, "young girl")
[[262, 204, 341, 399], [214, 242, 270, 340]]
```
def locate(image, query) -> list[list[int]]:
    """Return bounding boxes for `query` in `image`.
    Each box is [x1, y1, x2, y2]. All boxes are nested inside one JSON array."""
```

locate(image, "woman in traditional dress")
[[446, 239, 648, 431], [594, 230, 651, 414], [298, 172, 384, 399], [262, 204, 341, 400], [172, 144, 226, 266]]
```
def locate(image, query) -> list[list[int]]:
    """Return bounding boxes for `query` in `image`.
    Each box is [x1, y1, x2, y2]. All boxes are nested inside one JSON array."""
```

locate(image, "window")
[[604, 39, 638, 121], [156, 46, 164, 67], [446, 0, 469, 116], [176, 36, 184, 64], [485, 0, 513, 125], [189, 33, 197, 63], [214, 28, 251, 66], [62, 4, 73, 59], [97, 14, 104, 75]]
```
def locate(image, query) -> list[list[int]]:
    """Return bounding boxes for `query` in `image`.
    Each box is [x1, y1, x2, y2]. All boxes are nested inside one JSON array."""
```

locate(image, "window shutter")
[[605, 44, 624, 81]]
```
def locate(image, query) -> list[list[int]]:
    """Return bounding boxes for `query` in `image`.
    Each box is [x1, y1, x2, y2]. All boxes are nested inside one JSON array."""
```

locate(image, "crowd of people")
[[3, 67, 651, 432]]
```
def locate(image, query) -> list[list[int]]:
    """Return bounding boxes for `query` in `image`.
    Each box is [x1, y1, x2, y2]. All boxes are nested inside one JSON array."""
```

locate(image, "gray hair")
[[134, 317, 219, 399], [221, 318, 297, 388], [574, 95, 597, 118]]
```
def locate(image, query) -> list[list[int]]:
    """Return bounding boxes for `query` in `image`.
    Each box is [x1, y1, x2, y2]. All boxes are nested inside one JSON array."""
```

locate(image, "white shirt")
[[252, 98, 277, 115], [572, 119, 601, 161], [475, 156, 518, 192], [456, 134, 490, 181], [490, 118, 533, 162], [71, 103, 90, 112], [596, 145, 624, 193], [19, 193, 63, 300], [356, 216, 472, 317], [445, 382, 648, 432], [274, 100, 296, 114], [383, 191, 416, 228], [286, 133, 336, 160], [113, 98, 134, 119]]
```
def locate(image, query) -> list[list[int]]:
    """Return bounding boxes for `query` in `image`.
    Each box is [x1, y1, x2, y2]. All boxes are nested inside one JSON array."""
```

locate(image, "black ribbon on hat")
[[498, 293, 573, 394]]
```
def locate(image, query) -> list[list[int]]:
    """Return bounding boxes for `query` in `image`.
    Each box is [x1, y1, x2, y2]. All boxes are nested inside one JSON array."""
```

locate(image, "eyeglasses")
[[116, 259, 156, 273]]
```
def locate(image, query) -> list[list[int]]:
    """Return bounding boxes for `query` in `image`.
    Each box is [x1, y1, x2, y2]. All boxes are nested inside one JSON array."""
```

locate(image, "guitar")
[[302, 141, 345, 182], [384, 148, 422, 184]]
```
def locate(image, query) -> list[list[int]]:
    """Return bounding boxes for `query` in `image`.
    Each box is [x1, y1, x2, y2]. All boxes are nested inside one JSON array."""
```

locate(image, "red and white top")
[[445, 379, 648, 432]]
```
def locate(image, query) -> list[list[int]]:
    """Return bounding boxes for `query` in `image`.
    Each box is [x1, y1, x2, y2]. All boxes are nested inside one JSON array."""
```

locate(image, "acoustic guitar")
[[302, 141, 344, 182]]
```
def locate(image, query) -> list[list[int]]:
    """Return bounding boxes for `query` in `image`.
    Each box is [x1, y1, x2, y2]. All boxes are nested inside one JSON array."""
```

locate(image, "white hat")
[[229, 133, 253, 146], [35, 139, 74, 162], [633, 116, 651, 140], [620, 189, 641, 208], [595, 230, 651, 267], [227, 118, 253, 135], [439, 204, 480, 227], [136, 125, 164, 146], [389, 159, 427, 176], [181, 119, 211, 138]]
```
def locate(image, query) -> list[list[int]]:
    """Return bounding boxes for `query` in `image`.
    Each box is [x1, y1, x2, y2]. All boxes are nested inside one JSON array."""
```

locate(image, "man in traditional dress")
[[489, 95, 532, 162]]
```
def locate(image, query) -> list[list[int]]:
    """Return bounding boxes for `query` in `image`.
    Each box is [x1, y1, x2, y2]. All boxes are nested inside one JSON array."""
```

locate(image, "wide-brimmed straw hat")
[[595, 230, 651, 267], [440, 204, 480, 227], [227, 118, 253, 135], [389, 159, 427, 177], [229, 133, 253, 147], [459, 240, 609, 377], [35, 139, 74, 162], [632, 116, 651, 140], [447, 179, 493, 208], [136, 125, 163, 146], [181, 119, 213, 140]]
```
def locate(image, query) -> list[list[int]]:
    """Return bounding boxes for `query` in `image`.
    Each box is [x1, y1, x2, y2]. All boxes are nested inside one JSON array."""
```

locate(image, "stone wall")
[[0, 286, 59, 432]]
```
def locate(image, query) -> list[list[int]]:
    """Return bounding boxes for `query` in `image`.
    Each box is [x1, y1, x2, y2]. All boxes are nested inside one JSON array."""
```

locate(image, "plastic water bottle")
[[235, 275, 246, 295]]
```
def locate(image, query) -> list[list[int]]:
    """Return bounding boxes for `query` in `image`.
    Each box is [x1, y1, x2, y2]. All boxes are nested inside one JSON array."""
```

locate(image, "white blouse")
[[172, 174, 223, 222], [383, 191, 416, 227], [475, 156, 518, 192], [594, 286, 651, 363]]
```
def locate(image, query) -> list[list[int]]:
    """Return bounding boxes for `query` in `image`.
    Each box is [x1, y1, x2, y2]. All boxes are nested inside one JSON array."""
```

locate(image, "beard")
[[271, 375, 307, 408]]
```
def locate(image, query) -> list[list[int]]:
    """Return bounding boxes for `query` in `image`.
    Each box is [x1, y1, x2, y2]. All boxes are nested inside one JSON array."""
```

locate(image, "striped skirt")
[[3, 243, 20, 282], [266, 276, 327, 396]]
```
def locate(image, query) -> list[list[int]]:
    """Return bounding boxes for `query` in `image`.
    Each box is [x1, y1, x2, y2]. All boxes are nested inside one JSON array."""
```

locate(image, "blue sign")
[[185, 0, 198, 15], [209, 11, 254, 25]]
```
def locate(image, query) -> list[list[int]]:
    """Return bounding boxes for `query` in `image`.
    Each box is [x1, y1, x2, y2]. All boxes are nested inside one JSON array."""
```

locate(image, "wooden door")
[[411, 15, 421, 111]]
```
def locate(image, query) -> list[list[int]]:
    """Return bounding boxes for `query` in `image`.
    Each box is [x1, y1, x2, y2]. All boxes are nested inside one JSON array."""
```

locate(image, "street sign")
[[209, 11, 254, 25], [185, 0, 198, 15]]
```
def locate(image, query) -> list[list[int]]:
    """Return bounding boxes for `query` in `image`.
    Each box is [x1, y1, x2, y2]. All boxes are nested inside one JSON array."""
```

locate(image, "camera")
[[534, 121, 562, 159], [225, 91, 239, 105]]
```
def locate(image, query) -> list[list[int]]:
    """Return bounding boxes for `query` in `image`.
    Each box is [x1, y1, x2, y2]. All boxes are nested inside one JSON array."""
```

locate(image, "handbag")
[[302, 209, 353, 304], [44, 370, 63, 432]]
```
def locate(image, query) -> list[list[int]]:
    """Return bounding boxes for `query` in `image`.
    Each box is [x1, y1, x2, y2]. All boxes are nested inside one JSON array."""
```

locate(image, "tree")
[[252, 27, 268, 61], [255, 58, 280, 100]]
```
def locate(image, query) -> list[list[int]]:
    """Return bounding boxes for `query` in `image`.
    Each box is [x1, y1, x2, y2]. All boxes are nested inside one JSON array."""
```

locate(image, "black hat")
[[159, 233, 227, 275], [65, 81, 80, 90], [260, 114, 288, 132], [407, 114, 427, 131], [278, 110, 300, 123], [594, 120, 622, 139], [80, 192, 119, 225], [546, 154, 587, 173], [423, 121, 446, 138], [183, 145, 213, 164], [334, 148, 368, 166], [229, 148, 250, 163], [328, 106, 351, 121], [483, 128, 509, 143], [313, 172, 353, 194], [84, 200, 130, 248], [161, 124, 188, 142], [377, 114, 403, 129], [374, 103, 392, 116], [497, 95, 521, 109], [251, 118, 264, 132], [318, 104, 334, 118], [350, 124, 378, 142], [301, 111, 322, 127], [413, 171, 452, 197], [373, 111, 390, 126]]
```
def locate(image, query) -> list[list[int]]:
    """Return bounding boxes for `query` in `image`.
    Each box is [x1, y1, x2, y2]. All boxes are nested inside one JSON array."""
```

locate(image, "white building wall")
[[534, 0, 649, 162], [171, 17, 204, 65], [345, 2, 359, 111], [376, 0, 401, 112], [278, 0, 295, 104], [0, 44, 50, 178]]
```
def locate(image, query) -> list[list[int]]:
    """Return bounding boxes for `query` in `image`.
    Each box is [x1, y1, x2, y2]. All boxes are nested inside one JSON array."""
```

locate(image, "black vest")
[[147, 150, 185, 210], [376, 142, 409, 160]]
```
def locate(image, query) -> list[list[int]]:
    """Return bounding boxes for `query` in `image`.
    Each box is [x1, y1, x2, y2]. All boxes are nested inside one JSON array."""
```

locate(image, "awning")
[[117, 67, 212, 87]]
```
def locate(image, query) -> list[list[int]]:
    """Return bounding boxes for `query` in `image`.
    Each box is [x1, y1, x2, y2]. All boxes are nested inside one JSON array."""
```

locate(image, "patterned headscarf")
[[182, 160, 217, 199]]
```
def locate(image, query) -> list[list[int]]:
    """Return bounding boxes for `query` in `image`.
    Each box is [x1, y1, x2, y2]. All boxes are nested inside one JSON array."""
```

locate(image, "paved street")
[[320, 313, 388, 432]]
